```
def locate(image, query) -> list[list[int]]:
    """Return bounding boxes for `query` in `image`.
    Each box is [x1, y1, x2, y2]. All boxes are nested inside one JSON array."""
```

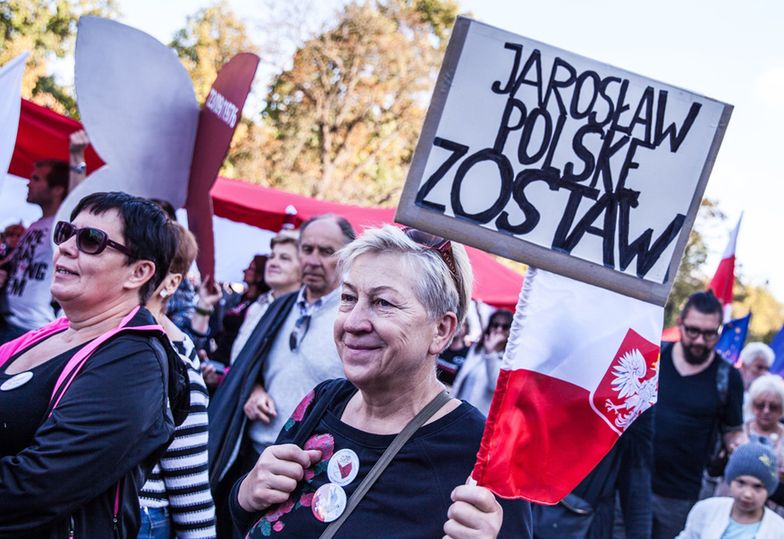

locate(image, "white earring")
[[160, 290, 169, 299]]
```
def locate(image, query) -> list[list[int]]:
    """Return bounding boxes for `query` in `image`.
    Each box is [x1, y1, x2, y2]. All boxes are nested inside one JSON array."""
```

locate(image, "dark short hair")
[[71, 192, 177, 304], [299, 214, 356, 245], [485, 309, 513, 335], [35, 159, 70, 197], [252, 254, 270, 293], [150, 198, 177, 220], [680, 291, 724, 325]]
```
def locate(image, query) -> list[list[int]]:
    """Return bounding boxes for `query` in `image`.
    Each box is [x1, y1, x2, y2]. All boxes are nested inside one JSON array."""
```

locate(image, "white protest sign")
[[396, 17, 731, 305]]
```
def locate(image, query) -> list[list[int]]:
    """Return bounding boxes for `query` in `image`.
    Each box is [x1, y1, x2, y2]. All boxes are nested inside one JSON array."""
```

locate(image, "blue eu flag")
[[715, 313, 752, 365], [768, 325, 784, 374]]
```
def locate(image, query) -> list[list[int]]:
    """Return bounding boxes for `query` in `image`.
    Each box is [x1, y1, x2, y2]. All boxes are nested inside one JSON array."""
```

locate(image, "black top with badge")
[[237, 379, 532, 539], [0, 345, 81, 456]]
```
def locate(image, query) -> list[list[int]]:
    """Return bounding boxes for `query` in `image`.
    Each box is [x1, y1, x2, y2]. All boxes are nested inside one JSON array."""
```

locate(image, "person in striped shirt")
[[139, 223, 216, 538]]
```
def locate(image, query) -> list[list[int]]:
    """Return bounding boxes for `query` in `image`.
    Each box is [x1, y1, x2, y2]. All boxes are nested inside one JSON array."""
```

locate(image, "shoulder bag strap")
[[319, 390, 452, 539]]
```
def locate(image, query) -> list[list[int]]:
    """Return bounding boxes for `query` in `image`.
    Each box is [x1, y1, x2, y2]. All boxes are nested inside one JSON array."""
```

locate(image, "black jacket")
[[0, 308, 182, 539], [208, 291, 298, 493]]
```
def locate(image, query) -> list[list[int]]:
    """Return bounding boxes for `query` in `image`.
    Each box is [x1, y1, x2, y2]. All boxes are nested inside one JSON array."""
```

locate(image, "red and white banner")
[[186, 53, 259, 279], [0, 53, 27, 184], [472, 269, 663, 503], [708, 215, 742, 321]]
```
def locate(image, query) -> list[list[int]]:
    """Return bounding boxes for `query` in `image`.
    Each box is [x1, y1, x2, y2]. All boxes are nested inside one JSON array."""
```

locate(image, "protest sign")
[[396, 17, 732, 305], [186, 53, 260, 278]]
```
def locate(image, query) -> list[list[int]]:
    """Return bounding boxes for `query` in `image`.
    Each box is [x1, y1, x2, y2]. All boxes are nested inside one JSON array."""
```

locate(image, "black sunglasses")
[[402, 227, 462, 301], [289, 313, 312, 351], [53, 221, 134, 257]]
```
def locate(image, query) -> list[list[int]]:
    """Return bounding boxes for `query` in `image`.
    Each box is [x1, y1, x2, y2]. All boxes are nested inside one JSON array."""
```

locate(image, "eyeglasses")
[[752, 400, 782, 413], [681, 324, 720, 341], [289, 313, 312, 351], [53, 221, 134, 257], [402, 227, 462, 301]]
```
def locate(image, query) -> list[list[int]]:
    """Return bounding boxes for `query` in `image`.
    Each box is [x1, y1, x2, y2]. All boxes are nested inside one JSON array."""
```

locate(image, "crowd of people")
[[1, 157, 784, 539]]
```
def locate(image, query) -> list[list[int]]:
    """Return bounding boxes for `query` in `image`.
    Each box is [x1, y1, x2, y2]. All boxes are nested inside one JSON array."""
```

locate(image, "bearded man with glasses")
[[652, 291, 745, 539]]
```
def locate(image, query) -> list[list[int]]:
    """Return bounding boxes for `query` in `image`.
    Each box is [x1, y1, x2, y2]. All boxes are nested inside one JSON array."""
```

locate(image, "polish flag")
[[472, 269, 663, 503], [708, 215, 742, 321], [0, 53, 28, 180]]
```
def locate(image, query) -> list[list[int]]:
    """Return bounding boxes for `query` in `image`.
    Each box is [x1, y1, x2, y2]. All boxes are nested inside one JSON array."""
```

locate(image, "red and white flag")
[[0, 52, 28, 182], [708, 215, 742, 321], [472, 268, 663, 503]]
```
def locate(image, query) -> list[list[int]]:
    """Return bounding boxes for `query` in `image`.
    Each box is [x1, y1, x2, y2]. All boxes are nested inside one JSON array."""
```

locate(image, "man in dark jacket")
[[208, 214, 355, 538]]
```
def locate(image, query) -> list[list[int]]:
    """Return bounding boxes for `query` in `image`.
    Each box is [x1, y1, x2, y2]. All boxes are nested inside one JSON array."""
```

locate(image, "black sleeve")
[[0, 336, 173, 533], [228, 380, 338, 535], [229, 472, 258, 533], [724, 367, 744, 429], [498, 498, 533, 539], [617, 407, 653, 539]]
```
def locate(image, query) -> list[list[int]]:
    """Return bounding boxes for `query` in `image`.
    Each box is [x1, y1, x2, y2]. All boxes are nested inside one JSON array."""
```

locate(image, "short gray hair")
[[740, 342, 775, 367], [747, 374, 784, 418], [337, 225, 473, 324]]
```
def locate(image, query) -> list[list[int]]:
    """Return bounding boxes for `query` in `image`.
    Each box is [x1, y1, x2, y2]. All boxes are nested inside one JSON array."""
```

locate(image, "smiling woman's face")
[[334, 252, 443, 392], [50, 209, 140, 312]]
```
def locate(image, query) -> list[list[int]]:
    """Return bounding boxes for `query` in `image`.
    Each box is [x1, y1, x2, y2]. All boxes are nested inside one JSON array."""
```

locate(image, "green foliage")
[[1, 0, 117, 116], [733, 280, 784, 342], [256, 0, 458, 205], [168, 0, 258, 102], [664, 199, 724, 326]]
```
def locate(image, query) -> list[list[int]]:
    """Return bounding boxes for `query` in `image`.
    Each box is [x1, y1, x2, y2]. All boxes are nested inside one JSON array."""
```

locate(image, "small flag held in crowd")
[[708, 215, 742, 321], [768, 325, 784, 375], [472, 269, 663, 503], [714, 312, 752, 365]]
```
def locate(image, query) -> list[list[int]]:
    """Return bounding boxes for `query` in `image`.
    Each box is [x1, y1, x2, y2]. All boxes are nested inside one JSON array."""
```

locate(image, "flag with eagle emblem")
[[472, 268, 664, 503]]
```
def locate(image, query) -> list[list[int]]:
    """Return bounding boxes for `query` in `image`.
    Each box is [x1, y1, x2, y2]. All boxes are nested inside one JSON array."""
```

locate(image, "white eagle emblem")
[[604, 348, 657, 430]]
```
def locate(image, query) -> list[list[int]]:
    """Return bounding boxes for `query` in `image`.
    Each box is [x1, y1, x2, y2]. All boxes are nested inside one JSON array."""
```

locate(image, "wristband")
[[195, 306, 214, 316]]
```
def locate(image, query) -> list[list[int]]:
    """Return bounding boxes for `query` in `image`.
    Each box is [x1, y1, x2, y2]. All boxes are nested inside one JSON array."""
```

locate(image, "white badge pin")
[[311, 483, 347, 523], [327, 448, 360, 487], [1, 371, 34, 391]]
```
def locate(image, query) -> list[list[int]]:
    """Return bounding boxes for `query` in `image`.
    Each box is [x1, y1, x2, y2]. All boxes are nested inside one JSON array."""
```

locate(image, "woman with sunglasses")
[[231, 225, 531, 539], [0, 192, 185, 538], [451, 309, 513, 416], [742, 374, 784, 514]]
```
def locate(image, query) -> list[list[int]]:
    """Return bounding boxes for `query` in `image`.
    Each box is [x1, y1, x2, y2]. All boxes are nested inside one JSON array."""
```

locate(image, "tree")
[[0, 0, 117, 116], [733, 280, 784, 342], [663, 199, 724, 327], [169, 0, 259, 102], [168, 0, 267, 180], [259, 0, 459, 205]]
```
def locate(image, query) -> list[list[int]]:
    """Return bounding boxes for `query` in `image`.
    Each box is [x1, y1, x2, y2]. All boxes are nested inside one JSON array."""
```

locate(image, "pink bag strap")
[[48, 305, 164, 414], [2, 306, 166, 526], [0, 318, 70, 369]]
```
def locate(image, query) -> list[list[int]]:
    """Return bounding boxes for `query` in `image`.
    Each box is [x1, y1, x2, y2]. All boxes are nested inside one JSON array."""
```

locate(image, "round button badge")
[[327, 448, 360, 486], [1, 371, 34, 391], [311, 483, 347, 523]]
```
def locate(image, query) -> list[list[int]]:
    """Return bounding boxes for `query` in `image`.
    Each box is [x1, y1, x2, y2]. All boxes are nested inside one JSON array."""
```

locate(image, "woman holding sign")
[[229, 226, 531, 538]]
